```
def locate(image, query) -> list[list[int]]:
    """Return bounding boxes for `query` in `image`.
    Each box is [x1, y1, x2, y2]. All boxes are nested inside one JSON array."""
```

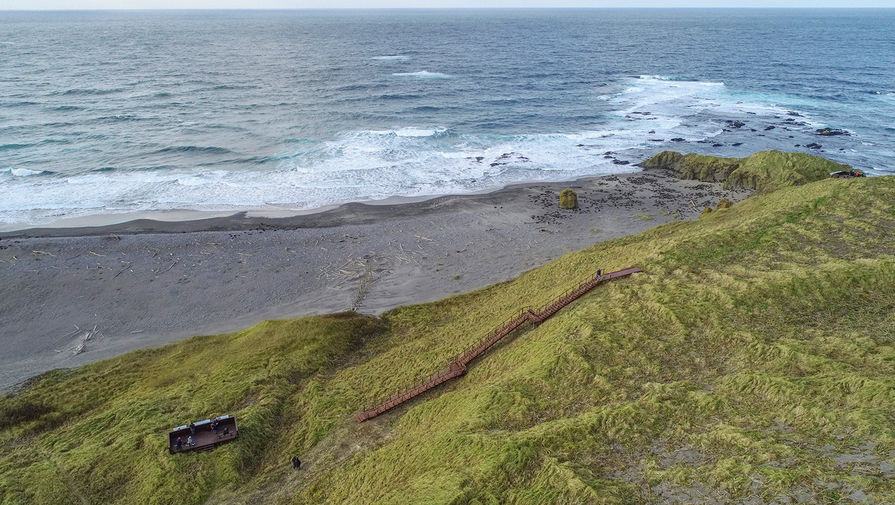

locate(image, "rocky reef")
[[640, 150, 853, 193]]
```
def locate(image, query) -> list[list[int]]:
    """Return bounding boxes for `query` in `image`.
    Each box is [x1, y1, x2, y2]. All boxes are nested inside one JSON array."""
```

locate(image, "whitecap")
[[612, 75, 811, 134], [10, 168, 48, 177], [392, 71, 452, 79], [395, 127, 444, 137], [634, 75, 724, 87], [635, 75, 724, 86], [0, 75, 869, 228], [359, 127, 448, 139], [372, 55, 409, 61]]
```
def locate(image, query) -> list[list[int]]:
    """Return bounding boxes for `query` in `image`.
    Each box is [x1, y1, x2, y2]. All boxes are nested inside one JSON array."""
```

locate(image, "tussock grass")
[[1, 174, 894, 504], [642, 150, 852, 192], [559, 188, 578, 209]]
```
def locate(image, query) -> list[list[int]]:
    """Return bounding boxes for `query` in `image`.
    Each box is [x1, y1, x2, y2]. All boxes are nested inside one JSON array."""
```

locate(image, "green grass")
[[641, 150, 852, 192], [559, 188, 578, 209], [1, 171, 894, 504]]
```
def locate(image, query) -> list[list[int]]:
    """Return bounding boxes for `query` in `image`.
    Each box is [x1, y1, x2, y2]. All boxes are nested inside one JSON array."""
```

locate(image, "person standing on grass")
[[597, 269, 602, 280]]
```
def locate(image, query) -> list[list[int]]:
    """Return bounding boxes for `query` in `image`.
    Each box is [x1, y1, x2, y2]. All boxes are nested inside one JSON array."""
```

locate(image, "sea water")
[[1, 9, 893, 227]]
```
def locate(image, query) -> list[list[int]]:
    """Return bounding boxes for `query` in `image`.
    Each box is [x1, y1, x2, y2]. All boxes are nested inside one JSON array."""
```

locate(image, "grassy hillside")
[[2, 172, 894, 504]]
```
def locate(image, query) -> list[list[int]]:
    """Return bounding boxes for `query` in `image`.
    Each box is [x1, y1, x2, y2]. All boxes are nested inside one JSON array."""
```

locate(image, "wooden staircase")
[[356, 267, 642, 422]]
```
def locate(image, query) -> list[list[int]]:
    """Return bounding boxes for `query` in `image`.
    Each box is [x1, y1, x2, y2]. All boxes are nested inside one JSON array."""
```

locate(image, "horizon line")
[[3, 6, 894, 10]]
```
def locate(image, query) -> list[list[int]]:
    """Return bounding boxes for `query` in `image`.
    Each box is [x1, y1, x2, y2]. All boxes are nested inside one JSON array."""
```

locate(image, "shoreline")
[[0, 168, 750, 391], [0, 171, 628, 238]]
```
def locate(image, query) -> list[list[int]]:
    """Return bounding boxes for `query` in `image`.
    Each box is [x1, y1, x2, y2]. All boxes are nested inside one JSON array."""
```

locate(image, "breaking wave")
[[372, 55, 410, 61], [392, 71, 452, 79], [1, 76, 842, 227]]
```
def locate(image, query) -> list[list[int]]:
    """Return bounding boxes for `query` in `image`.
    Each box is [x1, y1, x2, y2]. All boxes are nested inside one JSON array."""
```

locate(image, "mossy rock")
[[639, 150, 683, 170], [716, 198, 733, 209], [559, 188, 578, 209], [677, 153, 741, 182], [641, 150, 852, 193], [728, 150, 851, 192]]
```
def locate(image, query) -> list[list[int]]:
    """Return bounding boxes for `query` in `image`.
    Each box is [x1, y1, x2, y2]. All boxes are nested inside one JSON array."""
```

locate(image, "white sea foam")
[[364, 128, 445, 138], [878, 92, 895, 105], [7, 168, 46, 177], [395, 127, 444, 137], [392, 71, 452, 79], [636, 75, 723, 86], [0, 127, 636, 226], [0, 76, 836, 227], [372, 55, 410, 61], [611, 76, 822, 137]]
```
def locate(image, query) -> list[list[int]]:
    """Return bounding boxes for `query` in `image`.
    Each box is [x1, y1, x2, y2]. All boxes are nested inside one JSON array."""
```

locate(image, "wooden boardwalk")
[[356, 267, 641, 422]]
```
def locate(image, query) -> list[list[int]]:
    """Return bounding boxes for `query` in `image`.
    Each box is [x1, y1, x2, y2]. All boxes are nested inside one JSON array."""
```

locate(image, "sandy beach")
[[0, 168, 749, 390]]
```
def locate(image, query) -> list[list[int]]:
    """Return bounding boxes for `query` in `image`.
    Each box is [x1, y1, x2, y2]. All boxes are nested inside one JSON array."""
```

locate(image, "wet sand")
[[0, 169, 749, 390]]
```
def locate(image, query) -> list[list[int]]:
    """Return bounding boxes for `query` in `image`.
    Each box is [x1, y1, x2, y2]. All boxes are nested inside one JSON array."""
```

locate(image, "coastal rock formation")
[[489, 152, 530, 167], [640, 151, 740, 183], [640, 150, 853, 193], [815, 127, 849, 136]]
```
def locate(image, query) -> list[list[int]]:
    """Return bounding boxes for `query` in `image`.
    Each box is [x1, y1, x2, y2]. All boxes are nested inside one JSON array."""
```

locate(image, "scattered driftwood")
[[72, 325, 99, 355], [114, 261, 133, 278], [32, 250, 56, 257], [59, 326, 82, 342]]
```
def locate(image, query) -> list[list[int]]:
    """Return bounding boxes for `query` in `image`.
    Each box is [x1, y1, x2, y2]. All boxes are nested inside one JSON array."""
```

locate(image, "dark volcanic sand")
[[0, 169, 749, 390]]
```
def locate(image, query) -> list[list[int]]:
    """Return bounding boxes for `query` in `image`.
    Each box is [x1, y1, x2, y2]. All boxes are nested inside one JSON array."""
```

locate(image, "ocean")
[[1, 9, 893, 227]]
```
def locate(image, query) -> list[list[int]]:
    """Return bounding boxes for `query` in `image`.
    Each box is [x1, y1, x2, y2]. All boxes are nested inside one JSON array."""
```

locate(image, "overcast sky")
[[2, 0, 893, 10]]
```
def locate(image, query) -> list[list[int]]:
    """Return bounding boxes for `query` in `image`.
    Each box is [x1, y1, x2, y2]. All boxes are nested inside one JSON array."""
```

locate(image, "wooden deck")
[[168, 415, 238, 453], [356, 267, 642, 422]]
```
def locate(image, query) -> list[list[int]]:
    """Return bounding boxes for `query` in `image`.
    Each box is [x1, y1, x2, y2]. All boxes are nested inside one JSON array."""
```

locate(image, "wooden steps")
[[356, 267, 641, 422]]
